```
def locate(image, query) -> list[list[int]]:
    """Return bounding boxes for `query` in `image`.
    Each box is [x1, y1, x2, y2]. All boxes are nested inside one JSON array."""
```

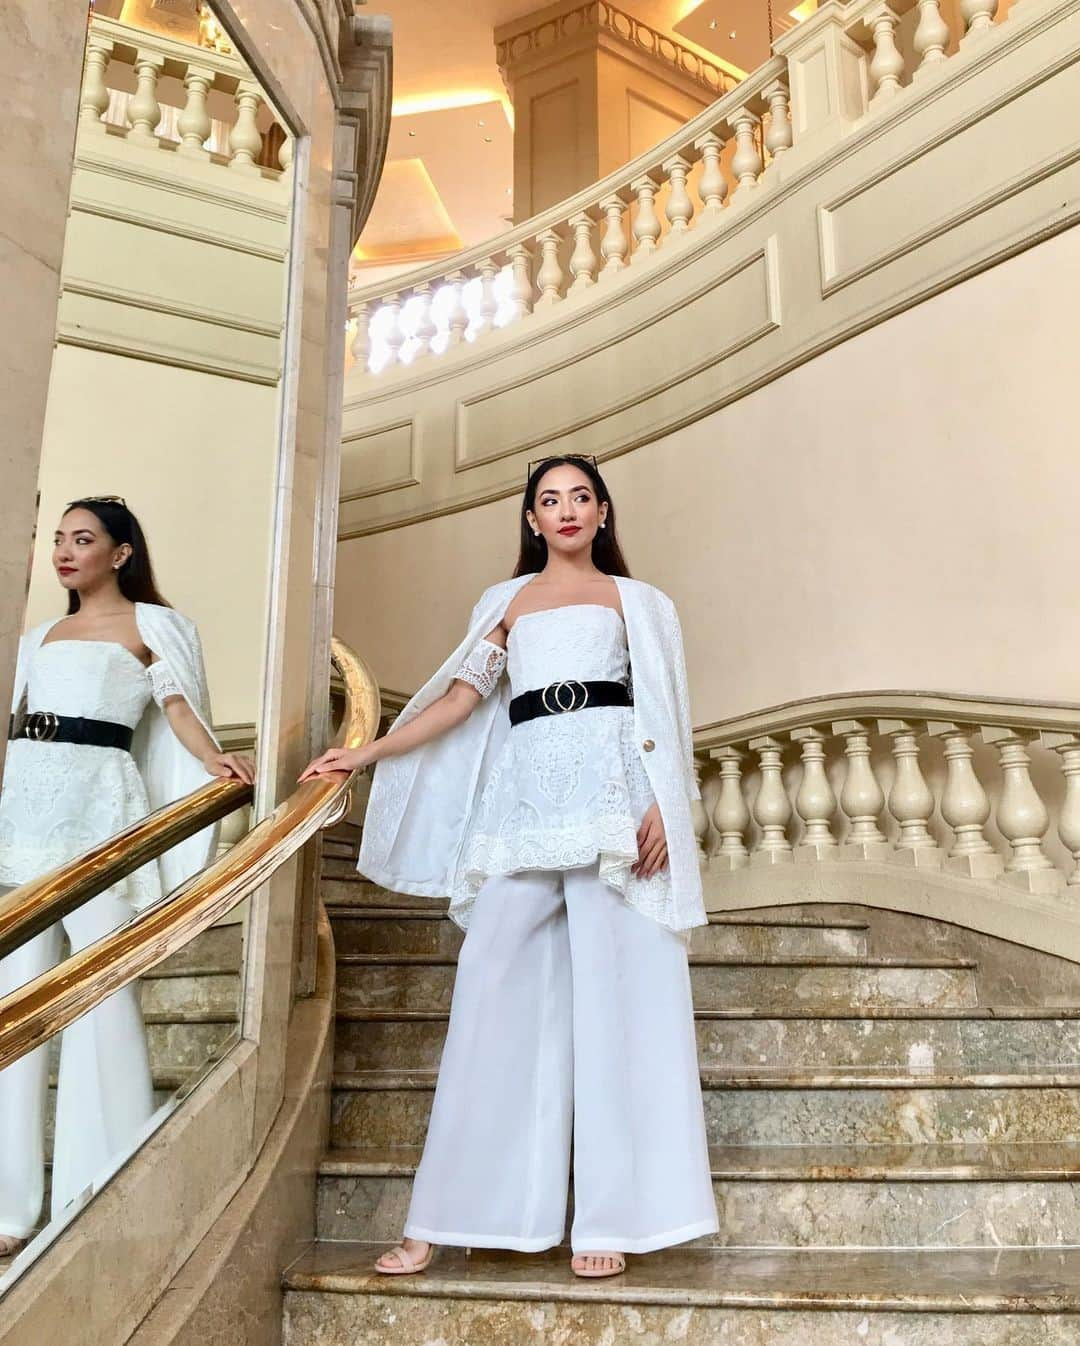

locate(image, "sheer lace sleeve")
[[148, 658, 184, 708], [452, 637, 507, 699]]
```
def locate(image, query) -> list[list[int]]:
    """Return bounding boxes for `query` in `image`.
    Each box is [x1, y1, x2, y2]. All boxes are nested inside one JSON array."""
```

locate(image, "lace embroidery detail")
[[0, 641, 161, 911], [448, 605, 684, 937], [452, 637, 507, 699], [148, 659, 184, 708]]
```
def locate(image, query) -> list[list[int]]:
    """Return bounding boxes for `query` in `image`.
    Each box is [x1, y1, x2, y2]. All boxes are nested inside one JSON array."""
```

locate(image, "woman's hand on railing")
[[202, 752, 256, 785], [298, 744, 376, 782]]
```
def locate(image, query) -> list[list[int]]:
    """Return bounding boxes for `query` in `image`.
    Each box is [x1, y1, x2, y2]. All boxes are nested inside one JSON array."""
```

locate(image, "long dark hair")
[[62, 498, 170, 614], [513, 455, 632, 578]]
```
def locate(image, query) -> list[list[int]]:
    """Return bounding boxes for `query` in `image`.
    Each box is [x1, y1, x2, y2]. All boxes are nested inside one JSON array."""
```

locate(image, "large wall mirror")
[[0, 0, 294, 1288]]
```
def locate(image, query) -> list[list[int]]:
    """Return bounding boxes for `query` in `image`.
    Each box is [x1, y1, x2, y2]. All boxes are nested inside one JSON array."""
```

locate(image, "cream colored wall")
[[25, 345, 277, 728], [334, 221, 1080, 722]]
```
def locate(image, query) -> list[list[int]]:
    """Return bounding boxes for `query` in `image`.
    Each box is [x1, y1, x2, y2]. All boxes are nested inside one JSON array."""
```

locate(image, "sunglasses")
[[526, 453, 598, 480], [66, 494, 127, 508]]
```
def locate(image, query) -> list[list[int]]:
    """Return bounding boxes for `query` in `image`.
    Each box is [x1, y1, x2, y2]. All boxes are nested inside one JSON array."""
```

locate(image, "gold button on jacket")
[[642, 738, 655, 751]]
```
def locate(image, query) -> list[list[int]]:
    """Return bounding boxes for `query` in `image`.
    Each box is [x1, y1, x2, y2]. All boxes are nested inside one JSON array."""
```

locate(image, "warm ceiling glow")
[[392, 90, 508, 118], [674, 0, 706, 20]]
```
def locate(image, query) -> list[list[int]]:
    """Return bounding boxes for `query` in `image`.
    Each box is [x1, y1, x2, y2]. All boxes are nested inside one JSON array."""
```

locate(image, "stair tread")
[[318, 1141, 1080, 1181], [333, 1004, 1080, 1022], [282, 1241, 1080, 1311], [331, 1065, 1080, 1091], [327, 907, 869, 930], [333, 952, 975, 969]]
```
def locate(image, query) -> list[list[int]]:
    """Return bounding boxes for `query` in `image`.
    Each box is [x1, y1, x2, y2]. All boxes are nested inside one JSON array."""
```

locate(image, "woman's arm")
[[299, 680, 486, 781], [299, 626, 506, 781], [158, 693, 256, 784]]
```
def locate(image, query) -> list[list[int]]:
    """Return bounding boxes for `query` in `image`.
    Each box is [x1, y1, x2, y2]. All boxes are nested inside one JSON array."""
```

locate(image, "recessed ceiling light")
[[477, 119, 486, 127], [729, 29, 736, 38], [708, 18, 718, 28], [484, 136, 493, 143], [408, 130, 416, 136]]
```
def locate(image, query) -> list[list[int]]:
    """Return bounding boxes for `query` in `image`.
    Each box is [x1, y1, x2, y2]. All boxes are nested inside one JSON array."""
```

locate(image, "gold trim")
[[0, 638, 380, 1074]]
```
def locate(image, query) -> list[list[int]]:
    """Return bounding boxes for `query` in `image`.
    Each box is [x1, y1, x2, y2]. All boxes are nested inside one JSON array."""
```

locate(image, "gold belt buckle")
[[540, 679, 589, 714], [25, 710, 60, 742]]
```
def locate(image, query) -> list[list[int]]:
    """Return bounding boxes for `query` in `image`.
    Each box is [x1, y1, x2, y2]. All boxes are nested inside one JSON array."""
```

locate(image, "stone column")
[[0, 1, 89, 784]]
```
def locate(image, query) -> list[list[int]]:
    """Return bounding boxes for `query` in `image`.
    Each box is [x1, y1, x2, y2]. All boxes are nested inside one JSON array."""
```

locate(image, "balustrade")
[[78, 13, 291, 180], [345, 0, 1016, 376], [700, 697, 1078, 898]]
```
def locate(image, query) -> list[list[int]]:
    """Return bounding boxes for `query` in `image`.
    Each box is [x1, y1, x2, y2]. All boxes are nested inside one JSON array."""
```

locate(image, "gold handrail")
[[0, 637, 380, 1074], [0, 779, 251, 961]]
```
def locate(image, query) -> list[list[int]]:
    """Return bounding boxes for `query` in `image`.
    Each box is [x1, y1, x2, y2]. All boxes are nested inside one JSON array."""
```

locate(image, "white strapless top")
[[451, 605, 676, 931]]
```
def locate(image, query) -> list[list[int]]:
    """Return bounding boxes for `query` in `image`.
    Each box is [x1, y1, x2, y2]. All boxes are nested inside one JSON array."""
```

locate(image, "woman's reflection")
[[0, 496, 254, 1257]]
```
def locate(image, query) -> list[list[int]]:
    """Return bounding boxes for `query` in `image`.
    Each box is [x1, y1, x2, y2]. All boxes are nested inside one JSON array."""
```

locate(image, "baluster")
[[693, 131, 729, 216], [568, 212, 598, 293], [662, 154, 694, 235], [1043, 734, 1080, 886], [278, 130, 294, 175], [960, 0, 998, 44], [630, 175, 662, 262], [177, 65, 214, 158], [867, 6, 905, 107], [763, 79, 793, 160], [79, 33, 114, 132], [791, 727, 838, 859], [599, 194, 629, 275], [833, 720, 889, 857], [126, 50, 164, 146], [476, 258, 499, 335], [229, 80, 264, 175], [349, 302, 370, 371], [506, 243, 533, 322], [749, 735, 793, 864], [728, 108, 763, 205], [381, 293, 404, 367], [980, 727, 1062, 892], [411, 283, 437, 359], [880, 720, 942, 866], [711, 746, 750, 868], [445, 271, 470, 347], [691, 760, 709, 857], [535, 229, 564, 307], [913, 0, 950, 78], [927, 722, 1002, 876]]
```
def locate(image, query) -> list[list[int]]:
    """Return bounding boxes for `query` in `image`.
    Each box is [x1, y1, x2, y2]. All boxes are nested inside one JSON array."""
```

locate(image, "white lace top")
[[449, 604, 677, 933], [0, 640, 174, 910]]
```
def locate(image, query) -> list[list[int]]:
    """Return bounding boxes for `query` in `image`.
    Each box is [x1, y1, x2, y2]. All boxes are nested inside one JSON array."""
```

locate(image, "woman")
[[302, 455, 717, 1278], [0, 496, 254, 1258]]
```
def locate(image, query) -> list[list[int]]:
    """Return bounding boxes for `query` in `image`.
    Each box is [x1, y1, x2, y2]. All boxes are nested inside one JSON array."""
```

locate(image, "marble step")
[[322, 877, 443, 911], [281, 1242, 1080, 1345], [329, 910, 870, 960], [139, 969, 240, 1017], [329, 1068, 1080, 1151], [332, 954, 978, 1013], [314, 1141, 1080, 1248], [143, 1012, 238, 1073], [332, 1008, 1080, 1074], [152, 924, 243, 975]]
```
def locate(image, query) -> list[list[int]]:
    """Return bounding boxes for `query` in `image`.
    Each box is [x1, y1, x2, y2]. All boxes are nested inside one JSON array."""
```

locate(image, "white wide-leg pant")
[[404, 859, 718, 1255], [0, 888, 155, 1239]]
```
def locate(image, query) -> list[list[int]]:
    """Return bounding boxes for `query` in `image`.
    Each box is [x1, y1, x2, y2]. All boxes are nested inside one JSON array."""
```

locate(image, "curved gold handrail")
[[0, 637, 380, 1074]]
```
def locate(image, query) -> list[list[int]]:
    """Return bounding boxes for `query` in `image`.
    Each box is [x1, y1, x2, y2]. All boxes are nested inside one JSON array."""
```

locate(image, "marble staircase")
[[282, 824, 1080, 1343]]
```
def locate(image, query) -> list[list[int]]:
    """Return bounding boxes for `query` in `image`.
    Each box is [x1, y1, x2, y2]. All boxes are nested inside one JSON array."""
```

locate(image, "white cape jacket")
[[11, 602, 221, 901], [358, 574, 706, 931]]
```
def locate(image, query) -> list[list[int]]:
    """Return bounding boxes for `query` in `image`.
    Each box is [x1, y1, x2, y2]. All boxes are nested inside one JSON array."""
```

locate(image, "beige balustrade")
[[78, 14, 291, 178], [346, 0, 1017, 377], [697, 693, 1080, 899]]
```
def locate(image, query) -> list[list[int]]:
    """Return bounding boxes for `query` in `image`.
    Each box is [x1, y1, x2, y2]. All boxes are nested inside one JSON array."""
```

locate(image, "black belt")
[[509, 679, 632, 727], [9, 711, 134, 752]]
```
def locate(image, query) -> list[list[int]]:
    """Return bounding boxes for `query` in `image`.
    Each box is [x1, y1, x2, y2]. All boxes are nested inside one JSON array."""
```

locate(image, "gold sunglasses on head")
[[526, 453, 598, 480]]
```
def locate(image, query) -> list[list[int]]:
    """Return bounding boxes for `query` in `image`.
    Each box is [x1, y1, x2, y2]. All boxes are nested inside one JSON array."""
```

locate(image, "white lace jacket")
[[357, 574, 706, 931]]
